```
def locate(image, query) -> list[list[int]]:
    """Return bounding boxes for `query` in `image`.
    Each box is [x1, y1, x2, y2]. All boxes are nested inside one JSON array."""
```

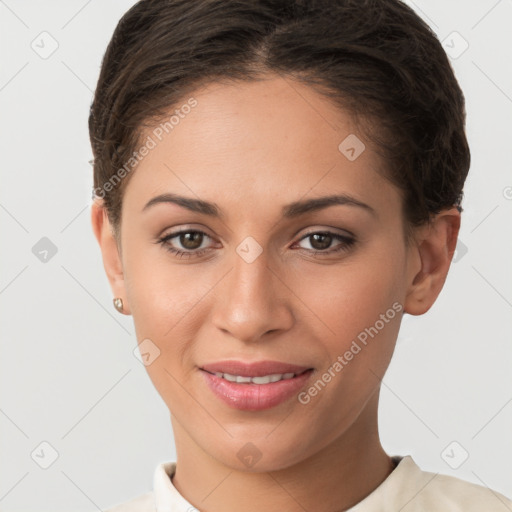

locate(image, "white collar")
[[148, 454, 510, 511], [153, 460, 190, 512], [152, 456, 417, 511]]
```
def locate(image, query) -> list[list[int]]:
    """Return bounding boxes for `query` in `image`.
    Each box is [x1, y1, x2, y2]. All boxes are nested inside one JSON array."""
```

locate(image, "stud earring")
[[113, 297, 124, 313]]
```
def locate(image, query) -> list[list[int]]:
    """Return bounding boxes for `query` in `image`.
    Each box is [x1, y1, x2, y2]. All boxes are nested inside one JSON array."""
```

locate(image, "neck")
[[170, 392, 393, 512]]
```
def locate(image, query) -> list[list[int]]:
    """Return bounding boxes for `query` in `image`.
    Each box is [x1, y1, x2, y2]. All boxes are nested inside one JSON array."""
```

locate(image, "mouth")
[[203, 370, 305, 384], [199, 360, 314, 411]]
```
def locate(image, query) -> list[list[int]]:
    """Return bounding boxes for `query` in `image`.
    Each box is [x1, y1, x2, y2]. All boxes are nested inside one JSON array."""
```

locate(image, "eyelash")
[[156, 229, 356, 259]]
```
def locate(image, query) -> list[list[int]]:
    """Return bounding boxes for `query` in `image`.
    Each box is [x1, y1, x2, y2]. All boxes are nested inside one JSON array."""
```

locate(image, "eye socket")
[[293, 231, 356, 255], [157, 229, 215, 258]]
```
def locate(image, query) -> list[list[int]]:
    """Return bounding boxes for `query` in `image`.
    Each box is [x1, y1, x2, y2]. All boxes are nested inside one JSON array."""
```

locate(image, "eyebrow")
[[142, 192, 376, 218]]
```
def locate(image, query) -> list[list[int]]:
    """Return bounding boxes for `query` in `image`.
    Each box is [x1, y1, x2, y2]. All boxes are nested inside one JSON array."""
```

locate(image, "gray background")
[[1, 0, 511, 510]]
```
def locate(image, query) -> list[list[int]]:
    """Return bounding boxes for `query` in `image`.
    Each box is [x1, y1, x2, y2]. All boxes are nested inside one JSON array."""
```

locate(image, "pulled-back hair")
[[89, 0, 470, 243]]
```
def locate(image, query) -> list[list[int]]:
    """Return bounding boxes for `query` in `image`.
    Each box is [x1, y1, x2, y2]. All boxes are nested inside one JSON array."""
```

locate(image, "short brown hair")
[[89, 0, 470, 242]]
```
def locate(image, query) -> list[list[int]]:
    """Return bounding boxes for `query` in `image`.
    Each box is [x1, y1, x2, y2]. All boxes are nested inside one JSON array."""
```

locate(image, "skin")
[[91, 73, 460, 511]]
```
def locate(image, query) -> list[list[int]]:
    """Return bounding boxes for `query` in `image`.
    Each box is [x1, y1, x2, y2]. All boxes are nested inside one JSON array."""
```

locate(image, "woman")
[[89, 0, 511, 510]]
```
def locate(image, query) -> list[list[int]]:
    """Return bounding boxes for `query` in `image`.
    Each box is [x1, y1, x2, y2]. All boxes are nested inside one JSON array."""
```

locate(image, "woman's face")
[[117, 74, 417, 470]]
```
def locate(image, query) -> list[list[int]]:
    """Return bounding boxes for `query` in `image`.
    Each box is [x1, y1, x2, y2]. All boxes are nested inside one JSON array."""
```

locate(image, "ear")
[[404, 207, 461, 316], [90, 198, 131, 315]]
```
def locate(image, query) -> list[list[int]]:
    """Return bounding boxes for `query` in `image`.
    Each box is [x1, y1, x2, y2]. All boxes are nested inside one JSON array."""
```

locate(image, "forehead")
[[123, 74, 401, 223]]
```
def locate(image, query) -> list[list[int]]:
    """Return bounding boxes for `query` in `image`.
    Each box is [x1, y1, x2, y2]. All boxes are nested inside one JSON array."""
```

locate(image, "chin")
[[202, 432, 313, 473]]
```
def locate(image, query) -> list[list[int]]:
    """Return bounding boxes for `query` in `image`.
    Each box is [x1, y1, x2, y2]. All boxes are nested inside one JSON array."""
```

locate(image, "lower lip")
[[200, 369, 313, 411]]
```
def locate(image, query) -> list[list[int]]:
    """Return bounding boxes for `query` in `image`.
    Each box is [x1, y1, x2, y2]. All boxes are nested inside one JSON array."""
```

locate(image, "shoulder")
[[102, 490, 155, 512], [411, 469, 512, 511], [385, 456, 512, 511]]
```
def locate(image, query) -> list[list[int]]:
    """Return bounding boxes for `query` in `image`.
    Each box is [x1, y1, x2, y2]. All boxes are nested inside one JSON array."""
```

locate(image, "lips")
[[200, 360, 311, 377], [199, 360, 314, 411]]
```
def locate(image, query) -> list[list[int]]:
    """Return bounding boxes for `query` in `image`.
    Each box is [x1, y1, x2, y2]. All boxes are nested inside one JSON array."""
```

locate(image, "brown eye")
[[157, 229, 216, 259], [180, 231, 204, 250], [309, 233, 332, 250], [295, 231, 356, 255]]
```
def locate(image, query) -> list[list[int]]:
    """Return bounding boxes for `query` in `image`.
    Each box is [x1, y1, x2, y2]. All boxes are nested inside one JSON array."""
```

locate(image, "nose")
[[211, 249, 294, 343]]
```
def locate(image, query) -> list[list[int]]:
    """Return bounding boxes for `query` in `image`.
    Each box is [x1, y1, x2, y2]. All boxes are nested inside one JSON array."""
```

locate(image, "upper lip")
[[200, 360, 312, 377]]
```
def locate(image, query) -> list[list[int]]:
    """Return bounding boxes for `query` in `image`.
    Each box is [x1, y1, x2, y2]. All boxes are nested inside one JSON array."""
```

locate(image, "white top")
[[104, 455, 512, 511]]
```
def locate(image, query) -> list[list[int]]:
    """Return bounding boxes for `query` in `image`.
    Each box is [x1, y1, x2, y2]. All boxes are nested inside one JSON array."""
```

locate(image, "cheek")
[[294, 266, 404, 419], [122, 249, 205, 400], [288, 244, 406, 390], [293, 253, 404, 340], [123, 239, 199, 318]]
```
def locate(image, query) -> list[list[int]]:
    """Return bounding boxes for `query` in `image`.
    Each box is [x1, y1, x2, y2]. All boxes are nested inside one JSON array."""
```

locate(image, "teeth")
[[214, 372, 296, 384]]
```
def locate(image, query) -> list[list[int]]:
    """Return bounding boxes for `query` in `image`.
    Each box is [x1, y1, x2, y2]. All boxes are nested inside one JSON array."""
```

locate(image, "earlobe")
[[90, 199, 131, 315], [404, 207, 460, 316]]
